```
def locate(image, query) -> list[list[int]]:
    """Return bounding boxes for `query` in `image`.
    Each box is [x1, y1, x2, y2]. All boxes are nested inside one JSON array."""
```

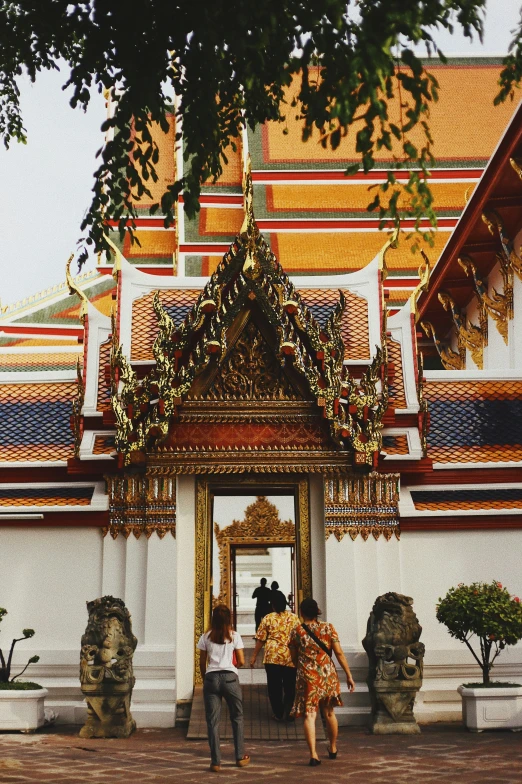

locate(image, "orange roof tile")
[[270, 230, 450, 273], [0, 352, 81, 372], [129, 115, 176, 208], [261, 66, 517, 165], [123, 229, 176, 259], [131, 289, 202, 361], [299, 288, 369, 360], [266, 182, 474, 213]]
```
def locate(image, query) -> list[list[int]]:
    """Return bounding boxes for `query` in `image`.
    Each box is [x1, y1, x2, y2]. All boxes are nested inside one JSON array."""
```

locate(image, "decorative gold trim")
[[194, 476, 312, 685], [72, 357, 85, 459], [147, 449, 352, 474], [410, 250, 430, 322], [438, 290, 484, 368], [420, 321, 464, 370], [105, 472, 176, 539], [65, 253, 89, 322], [458, 254, 510, 345], [324, 473, 400, 541], [325, 524, 400, 542], [416, 351, 428, 458], [510, 158, 522, 181]]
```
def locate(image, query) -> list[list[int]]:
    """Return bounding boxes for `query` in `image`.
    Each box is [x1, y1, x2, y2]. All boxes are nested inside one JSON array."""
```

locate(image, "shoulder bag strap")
[[301, 623, 332, 658]]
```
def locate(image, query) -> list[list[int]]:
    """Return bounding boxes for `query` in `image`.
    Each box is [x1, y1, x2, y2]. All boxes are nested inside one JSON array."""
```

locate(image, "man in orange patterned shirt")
[[250, 592, 300, 721]]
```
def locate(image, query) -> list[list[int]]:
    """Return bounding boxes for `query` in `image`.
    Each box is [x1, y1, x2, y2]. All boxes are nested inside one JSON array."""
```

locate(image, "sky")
[[0, 0, 521, 306]]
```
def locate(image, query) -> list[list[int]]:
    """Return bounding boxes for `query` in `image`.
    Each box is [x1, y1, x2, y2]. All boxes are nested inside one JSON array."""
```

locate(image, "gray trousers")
[[203, 671, 244, 765]]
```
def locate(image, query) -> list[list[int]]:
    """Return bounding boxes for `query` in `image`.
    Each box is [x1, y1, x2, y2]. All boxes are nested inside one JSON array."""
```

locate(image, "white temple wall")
[[324, 529, 522, 725], [0, 526, 177, 727]]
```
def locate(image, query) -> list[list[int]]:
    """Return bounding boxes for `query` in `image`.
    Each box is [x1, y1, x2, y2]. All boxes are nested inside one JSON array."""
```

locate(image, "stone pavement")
[[0, 724, 522, 784]]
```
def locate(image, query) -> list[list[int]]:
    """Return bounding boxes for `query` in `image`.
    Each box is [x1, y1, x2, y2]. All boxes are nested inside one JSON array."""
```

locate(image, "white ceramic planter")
[[458, 685, 522, 732], [0, 688, 48, 732]]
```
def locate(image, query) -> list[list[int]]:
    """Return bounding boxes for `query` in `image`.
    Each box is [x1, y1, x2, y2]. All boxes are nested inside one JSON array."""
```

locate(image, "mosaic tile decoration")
[[0, 338, 80, 347], [324, 473, 400, 541], [298, 288, 370, 360], [388, 338, 407, 409], [411, 488, 522, 511], [382, 434, 409, 455], [0, 486, 94, 507], [93, 435, 116, 455], [131, 289, 202, 361], [0, 382, 76, 461], [97, 336, 112, 412], [11, 277, 115, 326], [426, 380, 522, 464], [0, 352, 81, 373]]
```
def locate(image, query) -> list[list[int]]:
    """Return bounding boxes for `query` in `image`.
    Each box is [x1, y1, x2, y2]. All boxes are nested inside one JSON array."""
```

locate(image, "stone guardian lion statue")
[[79, 595, 138, 738], [362, 592, 425, 734]]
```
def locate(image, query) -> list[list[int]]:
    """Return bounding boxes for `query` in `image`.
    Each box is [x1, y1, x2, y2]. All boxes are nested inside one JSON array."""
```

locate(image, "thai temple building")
[[1, 59, 521, 728]]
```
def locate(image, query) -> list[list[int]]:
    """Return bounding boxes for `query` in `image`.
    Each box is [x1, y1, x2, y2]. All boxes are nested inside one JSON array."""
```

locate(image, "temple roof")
[[102, 59, 519, 314]]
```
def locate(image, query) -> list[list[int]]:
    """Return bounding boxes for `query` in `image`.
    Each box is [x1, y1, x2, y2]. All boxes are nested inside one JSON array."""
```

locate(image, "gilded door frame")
[[194, 475, 312, 683]]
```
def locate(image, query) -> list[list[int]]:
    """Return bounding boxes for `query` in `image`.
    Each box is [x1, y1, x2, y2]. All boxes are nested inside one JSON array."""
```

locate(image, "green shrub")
[[0, 681, 42, 690], [437, 581, 522, 685], [0, 607, 40, 683]]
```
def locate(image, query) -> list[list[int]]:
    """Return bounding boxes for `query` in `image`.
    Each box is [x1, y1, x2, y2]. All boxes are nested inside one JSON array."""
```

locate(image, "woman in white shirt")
[[197, 604, 250, 772]]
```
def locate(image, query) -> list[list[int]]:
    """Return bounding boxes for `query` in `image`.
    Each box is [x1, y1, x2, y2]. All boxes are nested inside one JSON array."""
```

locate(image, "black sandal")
[[327, 747, 338, 759], [309, 758, 321, 767]]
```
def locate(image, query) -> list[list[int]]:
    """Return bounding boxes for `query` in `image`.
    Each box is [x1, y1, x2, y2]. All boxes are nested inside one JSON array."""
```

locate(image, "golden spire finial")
[[65, 253, 89, 322], [240, 153, 261, 278], [240, 153, 255, 237]]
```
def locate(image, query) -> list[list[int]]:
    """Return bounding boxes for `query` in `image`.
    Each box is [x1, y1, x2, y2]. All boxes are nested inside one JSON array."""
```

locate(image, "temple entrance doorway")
[[231, 543, 296, 636], [194, 476, 312, 684]]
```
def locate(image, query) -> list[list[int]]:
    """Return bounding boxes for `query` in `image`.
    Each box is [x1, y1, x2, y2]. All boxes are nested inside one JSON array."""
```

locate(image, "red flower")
[[497, 582, 503, 589], [514, 597, 520, 603]]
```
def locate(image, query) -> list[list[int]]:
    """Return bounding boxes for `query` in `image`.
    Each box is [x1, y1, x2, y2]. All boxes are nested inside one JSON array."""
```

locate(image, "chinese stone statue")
[[79, 596, 138, 738], [362, 592, 425, 734]]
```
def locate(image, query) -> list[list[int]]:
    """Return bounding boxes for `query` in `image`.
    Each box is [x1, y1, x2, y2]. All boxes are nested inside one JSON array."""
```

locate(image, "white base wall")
[[324, 529, 522, 726], [0, 527, 177, 727], [2, 500, 522, 727]]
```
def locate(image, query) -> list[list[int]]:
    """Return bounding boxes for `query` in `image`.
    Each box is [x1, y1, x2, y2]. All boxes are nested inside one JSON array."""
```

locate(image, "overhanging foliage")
[[1, 1, 520, 265]]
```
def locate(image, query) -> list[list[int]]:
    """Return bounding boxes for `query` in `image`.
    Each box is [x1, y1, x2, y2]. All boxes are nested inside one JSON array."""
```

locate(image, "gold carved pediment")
[[200, 320, 298, 402]]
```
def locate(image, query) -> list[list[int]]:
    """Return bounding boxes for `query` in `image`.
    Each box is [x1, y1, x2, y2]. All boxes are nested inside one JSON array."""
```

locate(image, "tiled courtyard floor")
[[1, 723, 522, 783]]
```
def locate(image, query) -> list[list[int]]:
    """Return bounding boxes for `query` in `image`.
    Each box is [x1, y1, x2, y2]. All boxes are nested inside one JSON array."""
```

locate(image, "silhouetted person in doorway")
[[252, 578, 272, 631], [271, 581, 287, 610]]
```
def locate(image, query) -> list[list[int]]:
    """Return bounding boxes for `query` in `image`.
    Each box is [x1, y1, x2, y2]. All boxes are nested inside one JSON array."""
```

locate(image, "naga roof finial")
[[65, 253, 89, 322]]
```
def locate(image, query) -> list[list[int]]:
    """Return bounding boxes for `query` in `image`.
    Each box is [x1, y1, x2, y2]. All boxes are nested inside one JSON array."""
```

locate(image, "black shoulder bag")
[[302, 623, 332, 658]]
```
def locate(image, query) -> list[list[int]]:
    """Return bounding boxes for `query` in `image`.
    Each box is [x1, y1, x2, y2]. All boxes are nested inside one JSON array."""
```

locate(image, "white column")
[[175, 474, 196, 701], [101, 533, 126, 599], [124, 535, 148, 644], [144, 533, 176, 647], [309, 474, 326, 615]]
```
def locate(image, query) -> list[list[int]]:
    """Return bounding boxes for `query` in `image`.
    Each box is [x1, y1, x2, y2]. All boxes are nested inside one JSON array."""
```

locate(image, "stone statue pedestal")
[[369, 680, 421, 734], [79, 681, 136, 739]]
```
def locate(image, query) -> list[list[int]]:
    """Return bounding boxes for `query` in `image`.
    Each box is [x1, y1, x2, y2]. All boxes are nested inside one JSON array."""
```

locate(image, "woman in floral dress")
[[289, 598, 355, 766]]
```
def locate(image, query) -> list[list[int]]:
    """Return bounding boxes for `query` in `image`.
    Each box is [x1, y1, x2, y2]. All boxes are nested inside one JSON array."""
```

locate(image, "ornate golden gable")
[[110, 162, 389, 469]]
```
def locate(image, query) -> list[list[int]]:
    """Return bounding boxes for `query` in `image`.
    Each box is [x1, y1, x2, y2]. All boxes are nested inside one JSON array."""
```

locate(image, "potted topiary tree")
[[437, 581, 522, 732], [0, 607, 48, 731]]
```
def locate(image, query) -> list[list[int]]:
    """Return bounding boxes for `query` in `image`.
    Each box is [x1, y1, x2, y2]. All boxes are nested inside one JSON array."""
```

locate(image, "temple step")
[[186, 684, 325, 741]]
